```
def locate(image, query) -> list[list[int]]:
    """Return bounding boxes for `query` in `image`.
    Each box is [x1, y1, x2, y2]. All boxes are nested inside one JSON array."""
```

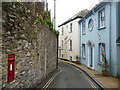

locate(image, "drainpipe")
[[56, 35, 58, 69], [54, 0, 56, 30], [109, 3, 111, 75]]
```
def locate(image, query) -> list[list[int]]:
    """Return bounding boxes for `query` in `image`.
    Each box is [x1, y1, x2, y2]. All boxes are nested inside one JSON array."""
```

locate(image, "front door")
[[89, 46, 93, 67], [90, 47, 93, 67]]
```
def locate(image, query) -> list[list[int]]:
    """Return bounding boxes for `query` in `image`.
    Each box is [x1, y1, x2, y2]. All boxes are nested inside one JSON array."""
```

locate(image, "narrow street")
[[45, 61, 102, 89]]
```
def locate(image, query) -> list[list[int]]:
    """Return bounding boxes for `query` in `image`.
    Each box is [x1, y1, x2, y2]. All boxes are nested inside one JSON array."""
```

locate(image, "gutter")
[[56, 35, 59, 69], [58, 16, 82, 27]]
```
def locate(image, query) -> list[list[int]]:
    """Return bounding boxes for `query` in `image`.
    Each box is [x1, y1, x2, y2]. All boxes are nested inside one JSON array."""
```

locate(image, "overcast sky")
[[47, 0, 100, 29]]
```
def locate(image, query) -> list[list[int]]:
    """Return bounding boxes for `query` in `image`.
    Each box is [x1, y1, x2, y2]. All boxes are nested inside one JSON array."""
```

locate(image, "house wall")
[[110, 2, 118, 77], [80, 2, 118, 76], [59, 19, 80, 61], [117, 1, 120, 77], [1, 2, 57, 88]]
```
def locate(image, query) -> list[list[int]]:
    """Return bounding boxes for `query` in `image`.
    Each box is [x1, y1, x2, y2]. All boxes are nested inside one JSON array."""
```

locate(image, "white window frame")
[[69, 40, 72, 51], [62, 27, 64, 35], [99, 43, 106, 62], [70, 23, 72, 33], [88, 19, 94, 31], [82, 20, 86, 34], [61, 40, 63, 50], [99, 9, 105, 28], [82, 44, 86, 59]]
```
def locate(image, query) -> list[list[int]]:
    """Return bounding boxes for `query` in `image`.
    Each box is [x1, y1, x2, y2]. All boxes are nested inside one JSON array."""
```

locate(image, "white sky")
[[47, 0, 100, 29]]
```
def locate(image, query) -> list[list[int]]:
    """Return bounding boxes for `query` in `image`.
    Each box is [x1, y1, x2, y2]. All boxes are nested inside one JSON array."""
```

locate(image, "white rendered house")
[[58, 9, 89, 62]]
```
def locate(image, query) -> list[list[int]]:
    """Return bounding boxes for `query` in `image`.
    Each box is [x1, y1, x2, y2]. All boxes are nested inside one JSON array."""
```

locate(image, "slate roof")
[[58, 9, 90, 27]]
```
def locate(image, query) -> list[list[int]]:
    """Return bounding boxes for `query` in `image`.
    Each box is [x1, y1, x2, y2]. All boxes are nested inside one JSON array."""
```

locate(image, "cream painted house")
[[58, 9, 89, 62]]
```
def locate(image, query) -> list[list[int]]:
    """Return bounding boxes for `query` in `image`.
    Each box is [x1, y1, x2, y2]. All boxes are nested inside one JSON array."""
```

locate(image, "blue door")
[[89, 47, 93, 67]]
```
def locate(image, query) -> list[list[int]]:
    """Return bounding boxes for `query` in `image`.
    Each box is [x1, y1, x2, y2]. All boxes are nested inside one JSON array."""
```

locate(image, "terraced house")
[[80, 2, 120, 77], [58, 9, 89, 62]]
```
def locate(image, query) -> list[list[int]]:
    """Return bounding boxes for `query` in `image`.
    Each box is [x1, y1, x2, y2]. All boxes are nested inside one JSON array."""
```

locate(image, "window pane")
[[70, 40, 72, 50], [82, 20, 86, 34], [82, 44, 85, 59], [99, 9, 105, 28], [70, 23, 72, 32], [99, 43, 105, 62]]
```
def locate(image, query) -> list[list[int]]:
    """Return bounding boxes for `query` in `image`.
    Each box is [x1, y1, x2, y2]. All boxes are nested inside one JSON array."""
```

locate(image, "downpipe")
[[109, 3, 112, 76]]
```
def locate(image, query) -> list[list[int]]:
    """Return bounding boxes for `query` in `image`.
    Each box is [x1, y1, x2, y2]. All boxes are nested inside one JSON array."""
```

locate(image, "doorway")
[[89, 46, 93, 67], [88, 40, 94, 68]]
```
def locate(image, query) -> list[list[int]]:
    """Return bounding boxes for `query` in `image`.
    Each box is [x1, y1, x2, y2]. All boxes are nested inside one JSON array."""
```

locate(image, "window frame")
[[82, 44, 86, 59], [61, 40, 63, 50], [70, 23, 72, 33], [98, 9, 105, 29], [82, 20, 86, 35], [98, 43, 106, 62], [61, 27, 64, 35], [69, 40, 72, 51], [88, 19, 94, 31]]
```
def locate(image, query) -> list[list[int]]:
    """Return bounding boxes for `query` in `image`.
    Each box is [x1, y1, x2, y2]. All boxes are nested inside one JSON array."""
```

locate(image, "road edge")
[[61, 60, 105, 90], [35, 68, 60, 89]]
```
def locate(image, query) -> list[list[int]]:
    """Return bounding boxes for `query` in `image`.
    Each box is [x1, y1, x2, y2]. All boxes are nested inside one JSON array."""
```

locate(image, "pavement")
[[60, 59, 119, 89], [47, 61, 102, 89]]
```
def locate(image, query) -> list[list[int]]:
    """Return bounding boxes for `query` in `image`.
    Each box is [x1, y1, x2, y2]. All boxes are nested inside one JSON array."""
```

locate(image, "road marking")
[[68, 64, 98, 89], [84, 73, 96, 88], [41, 69, 62, 90]]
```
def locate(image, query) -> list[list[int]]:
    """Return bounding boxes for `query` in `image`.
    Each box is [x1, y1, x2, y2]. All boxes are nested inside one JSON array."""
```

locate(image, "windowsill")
[[98, 26, 106, 30], [69, 49, 72, 51], [82, 33, 86, 35], [69, 31, 72, 33], [98, 61, 103, 64], [82, 57, 86, 60]]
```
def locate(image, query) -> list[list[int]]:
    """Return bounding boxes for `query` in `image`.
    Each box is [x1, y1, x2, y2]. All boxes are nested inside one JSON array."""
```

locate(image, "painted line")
[[84, 73, 96, 88], [41, 68, 62, 90], [65, 62, 104, 89], [68, 64, 98, 89]]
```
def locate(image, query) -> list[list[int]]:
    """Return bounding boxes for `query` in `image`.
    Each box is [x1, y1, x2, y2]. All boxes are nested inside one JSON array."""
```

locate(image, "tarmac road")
[[45, 61, 102, 89]]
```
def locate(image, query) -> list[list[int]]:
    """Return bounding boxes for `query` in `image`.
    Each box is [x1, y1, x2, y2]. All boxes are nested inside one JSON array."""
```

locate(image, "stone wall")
[[1, 2, 57, 88], [0, 1, 2, 89]]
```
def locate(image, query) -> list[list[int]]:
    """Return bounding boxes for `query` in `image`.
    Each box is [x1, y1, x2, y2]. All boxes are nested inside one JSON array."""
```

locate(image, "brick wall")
[[1, 2, 57, 88]]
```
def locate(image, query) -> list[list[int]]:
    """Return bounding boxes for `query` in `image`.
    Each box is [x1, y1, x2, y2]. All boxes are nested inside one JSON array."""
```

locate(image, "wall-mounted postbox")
[[8, 54, 15, 83]]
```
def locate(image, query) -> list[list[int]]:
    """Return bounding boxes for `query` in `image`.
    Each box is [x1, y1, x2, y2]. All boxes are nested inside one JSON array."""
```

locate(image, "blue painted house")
[[79, 2, 120, 77]]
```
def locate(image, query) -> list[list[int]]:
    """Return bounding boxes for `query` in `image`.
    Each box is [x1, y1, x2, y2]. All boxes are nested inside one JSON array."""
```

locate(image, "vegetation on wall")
[[44, 18, 53, 29], [43, 17, 59, 36]]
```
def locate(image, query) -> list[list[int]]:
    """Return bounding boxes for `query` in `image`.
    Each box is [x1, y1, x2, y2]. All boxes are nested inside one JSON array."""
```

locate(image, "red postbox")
[[8, 54, 15, 83]]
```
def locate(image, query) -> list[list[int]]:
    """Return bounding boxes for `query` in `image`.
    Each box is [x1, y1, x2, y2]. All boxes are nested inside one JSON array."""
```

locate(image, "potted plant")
[[75, 55, 80, 64], [98, 52, 110, 76]]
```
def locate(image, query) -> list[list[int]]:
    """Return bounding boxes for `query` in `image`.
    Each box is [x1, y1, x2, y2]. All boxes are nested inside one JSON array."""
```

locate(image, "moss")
[[52, 30, 60, 36], [44, 19, 53, 30]]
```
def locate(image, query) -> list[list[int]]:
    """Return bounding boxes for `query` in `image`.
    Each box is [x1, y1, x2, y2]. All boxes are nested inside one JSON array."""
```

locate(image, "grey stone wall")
[[1, 2, 57, 89], [0, 1, 2, 89]]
